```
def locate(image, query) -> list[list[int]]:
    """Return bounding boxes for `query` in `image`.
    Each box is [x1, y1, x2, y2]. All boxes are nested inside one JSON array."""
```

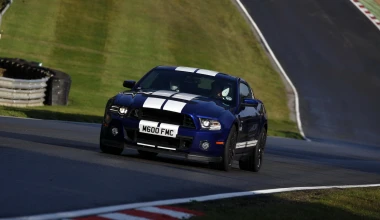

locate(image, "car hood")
[[113, 90, 232, 118]]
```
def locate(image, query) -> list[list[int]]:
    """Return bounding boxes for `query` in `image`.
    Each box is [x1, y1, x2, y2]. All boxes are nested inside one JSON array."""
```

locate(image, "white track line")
[[2, 183, 379, 220], [350, 0, 380, 31], [99, 213, 148, 220], [234, 0, 310, 141], [136, 207, 192, 219]]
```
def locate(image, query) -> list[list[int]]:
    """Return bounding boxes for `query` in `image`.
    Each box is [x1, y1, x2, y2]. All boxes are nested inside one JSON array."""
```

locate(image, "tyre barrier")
[[0, 88, 46, 100], [0, 57, 71, 107]]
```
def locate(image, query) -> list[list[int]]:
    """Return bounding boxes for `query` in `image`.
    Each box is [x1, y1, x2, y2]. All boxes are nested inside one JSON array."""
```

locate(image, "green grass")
[[358, 0, 380, 18], [181, 187, 380, 220], [0, 0, 301, 139]]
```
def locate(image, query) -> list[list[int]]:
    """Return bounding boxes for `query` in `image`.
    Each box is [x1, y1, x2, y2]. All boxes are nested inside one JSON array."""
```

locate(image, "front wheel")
[[239, 127, 267, 172], [211, 125, 237, 171]]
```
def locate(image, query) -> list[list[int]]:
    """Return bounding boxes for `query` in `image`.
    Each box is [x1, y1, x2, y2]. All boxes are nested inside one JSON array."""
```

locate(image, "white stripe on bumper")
[[137, 143, 155, 148], [157, 146, 176, 150]]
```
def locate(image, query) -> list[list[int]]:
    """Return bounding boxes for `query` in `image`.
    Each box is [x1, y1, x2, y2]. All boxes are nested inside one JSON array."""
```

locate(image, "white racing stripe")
[[163, 100, 187, 113], [196, 69, 219, 76], [236, 140, 257, 148], [137, 143, 155, 148], [172, 93, 199, 101], [236, 142, 246, 149], [143, 97, 166, 109], [175, 66, 198, 73], [99, 212, 149, 220], [151, 90, 177, 97], [136, 207, 193, 219], [246, 140, 258, 147]]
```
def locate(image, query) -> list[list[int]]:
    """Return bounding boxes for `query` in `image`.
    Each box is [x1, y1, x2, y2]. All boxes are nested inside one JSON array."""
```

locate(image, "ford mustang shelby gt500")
[[100, 66, 268, 172]]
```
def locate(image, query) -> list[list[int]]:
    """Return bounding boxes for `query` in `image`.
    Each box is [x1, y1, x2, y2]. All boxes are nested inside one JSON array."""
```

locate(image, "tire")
[[211, 125, 237, 171], [100, 143, 124, 155], [239, 127, 267, 172], [138, 150, 158, 158]]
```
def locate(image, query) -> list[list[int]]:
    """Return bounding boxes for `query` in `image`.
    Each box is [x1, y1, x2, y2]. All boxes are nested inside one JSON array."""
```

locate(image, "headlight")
[[199, 118, 221, 130], [109, 105, 128, 115]]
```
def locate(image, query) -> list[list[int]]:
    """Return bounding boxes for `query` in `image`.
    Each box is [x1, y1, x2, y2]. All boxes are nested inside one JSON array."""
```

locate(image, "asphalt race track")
[[1, 0, 380, 218], [240, 0, 380, 147], [0, 117, 379, 217]]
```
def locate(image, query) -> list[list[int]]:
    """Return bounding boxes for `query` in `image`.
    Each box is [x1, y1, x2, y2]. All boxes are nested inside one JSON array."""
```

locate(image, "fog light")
[[111, 127, 119, 136], [200, 141, 210, 150]]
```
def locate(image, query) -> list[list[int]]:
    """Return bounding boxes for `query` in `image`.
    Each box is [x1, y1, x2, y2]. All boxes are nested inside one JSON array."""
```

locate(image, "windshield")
[[136, 69, 237, 107]]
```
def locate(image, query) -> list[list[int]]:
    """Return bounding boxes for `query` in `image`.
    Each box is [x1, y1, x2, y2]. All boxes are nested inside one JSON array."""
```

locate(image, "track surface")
[[240, 0, 380, 147], [2, 0, 380, 218], [0, 117, 379, 217]]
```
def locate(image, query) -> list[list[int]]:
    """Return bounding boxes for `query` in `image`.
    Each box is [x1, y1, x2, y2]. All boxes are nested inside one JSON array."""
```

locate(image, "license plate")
[[139, 120, 179, 138]]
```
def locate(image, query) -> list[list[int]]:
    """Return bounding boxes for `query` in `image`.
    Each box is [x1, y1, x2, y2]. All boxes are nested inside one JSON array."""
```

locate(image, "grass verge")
[[181, 187, 380, 220], [358, 0, 380, 18], [0, 0, 301, 139]]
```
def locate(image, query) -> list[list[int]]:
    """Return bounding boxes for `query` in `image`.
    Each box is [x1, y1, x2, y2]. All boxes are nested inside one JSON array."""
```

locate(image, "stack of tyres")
[[0, 58, 71, 107], [44, 69, 71, 106]]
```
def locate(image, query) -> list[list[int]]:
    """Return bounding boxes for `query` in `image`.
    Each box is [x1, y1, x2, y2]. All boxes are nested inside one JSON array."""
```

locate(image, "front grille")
[[130, 108, 196, 128]]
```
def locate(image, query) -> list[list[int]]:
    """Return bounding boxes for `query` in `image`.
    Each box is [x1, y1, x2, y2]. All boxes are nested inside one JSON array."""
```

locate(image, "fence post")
[[0, 0, 13, 39]]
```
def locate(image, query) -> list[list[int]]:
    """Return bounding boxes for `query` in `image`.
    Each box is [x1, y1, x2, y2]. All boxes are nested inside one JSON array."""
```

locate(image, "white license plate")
[[138, 120, 179, 138]]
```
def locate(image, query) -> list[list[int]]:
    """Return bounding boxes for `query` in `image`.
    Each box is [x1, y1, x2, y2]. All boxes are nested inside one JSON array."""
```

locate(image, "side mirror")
[[123, 80, 136, 88], [242, 98, 259, 106]]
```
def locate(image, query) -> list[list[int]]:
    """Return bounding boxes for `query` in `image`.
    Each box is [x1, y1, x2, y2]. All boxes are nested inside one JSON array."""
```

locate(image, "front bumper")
[[101, 138, 222, 163], [100, 114, 228, 161]]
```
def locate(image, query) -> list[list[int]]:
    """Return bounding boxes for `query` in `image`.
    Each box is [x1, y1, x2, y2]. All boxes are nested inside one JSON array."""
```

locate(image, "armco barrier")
[[0, 57, 71, 107]]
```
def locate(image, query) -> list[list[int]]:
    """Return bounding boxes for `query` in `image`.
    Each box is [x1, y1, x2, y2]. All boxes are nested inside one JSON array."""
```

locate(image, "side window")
[[239, 83, 252, 99]]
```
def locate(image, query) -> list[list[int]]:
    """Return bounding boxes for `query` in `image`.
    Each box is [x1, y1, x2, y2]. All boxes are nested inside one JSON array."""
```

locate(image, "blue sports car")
[[100, 66, 268, 172]]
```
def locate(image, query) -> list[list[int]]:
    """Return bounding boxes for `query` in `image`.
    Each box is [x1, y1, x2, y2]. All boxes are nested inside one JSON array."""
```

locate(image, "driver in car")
[[210, 81, 230, 100]]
